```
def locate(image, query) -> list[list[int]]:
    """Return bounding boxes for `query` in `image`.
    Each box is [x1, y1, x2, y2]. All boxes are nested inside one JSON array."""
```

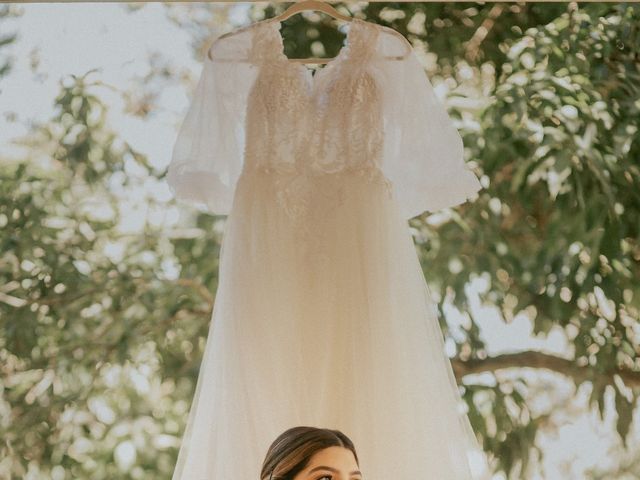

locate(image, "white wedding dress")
[[167, 17, 488, 480]]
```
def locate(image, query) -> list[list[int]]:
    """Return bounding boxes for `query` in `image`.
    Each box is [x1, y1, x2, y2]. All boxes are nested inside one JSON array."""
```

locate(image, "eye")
[[317, 476, 332, 480]]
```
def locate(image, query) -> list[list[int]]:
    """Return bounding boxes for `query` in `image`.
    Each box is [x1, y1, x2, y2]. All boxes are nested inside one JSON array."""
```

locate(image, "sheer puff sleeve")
[[378, 30, 483, 221], [166, 26, 257, 216]]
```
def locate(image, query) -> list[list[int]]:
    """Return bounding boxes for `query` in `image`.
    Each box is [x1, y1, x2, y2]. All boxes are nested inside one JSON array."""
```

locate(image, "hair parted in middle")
[[260, 425, 359, 480]]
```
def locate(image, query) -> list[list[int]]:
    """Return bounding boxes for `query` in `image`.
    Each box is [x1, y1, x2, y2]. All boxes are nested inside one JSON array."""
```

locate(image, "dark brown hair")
[[260, 426, 359, 480]]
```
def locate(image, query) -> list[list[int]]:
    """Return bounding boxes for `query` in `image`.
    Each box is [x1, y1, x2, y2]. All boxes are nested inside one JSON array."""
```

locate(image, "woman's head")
[[260, 426, 362, 480]]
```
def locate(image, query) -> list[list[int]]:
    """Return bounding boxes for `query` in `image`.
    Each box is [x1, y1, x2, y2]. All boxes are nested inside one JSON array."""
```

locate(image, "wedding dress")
[[167, 17, 487, 480]]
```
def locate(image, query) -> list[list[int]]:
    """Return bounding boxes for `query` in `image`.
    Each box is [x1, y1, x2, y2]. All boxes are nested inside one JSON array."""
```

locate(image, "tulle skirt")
[[171, 165, 489, 480]]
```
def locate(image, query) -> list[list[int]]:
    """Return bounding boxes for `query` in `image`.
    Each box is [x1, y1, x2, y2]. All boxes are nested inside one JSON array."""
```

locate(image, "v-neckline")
[[267, 17, 365, 88]]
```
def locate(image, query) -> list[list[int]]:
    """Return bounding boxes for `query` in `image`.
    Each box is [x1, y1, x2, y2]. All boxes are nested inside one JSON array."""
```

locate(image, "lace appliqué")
[[247, 163, 392, 258], [241, 17, 394, 257]]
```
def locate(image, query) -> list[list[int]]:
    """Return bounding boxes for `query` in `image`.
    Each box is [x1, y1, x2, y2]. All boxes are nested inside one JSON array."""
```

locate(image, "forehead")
[[306, 446, 358, 467]]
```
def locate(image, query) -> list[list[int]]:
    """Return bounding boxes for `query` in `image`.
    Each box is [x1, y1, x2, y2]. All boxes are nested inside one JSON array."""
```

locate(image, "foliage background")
[[1, 2, 639, 479]]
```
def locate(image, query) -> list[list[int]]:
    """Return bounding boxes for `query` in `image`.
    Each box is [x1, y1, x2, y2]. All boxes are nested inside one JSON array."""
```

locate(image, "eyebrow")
[[308, 466, 362, 476]]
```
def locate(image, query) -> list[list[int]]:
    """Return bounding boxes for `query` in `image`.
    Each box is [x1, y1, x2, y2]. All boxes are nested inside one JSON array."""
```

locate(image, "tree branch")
[[452, 351, 640, 388], [176, 278, 214, 307], [465, 4, 506, 63]]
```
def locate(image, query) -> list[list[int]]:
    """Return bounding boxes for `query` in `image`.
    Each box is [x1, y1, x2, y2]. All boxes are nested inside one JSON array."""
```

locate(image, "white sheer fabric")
[[167, 25, 256, 215], [167, 17, 481, 221], [168, 17, 488, 480]]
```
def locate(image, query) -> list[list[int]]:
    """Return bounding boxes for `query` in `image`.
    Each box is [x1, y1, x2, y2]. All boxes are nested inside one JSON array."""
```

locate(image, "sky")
[[0, 3, 637, 479]]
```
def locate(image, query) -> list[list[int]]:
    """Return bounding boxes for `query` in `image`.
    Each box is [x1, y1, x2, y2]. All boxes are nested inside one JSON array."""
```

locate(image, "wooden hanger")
[[274, 0, 354, 24], [271, 0, 354, 65], [209, 1, 410, 63]]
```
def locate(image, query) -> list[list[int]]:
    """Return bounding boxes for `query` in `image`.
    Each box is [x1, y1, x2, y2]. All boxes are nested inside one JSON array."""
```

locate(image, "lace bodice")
[[167, 17, 482, 220], [243, 18, 384, 175]]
